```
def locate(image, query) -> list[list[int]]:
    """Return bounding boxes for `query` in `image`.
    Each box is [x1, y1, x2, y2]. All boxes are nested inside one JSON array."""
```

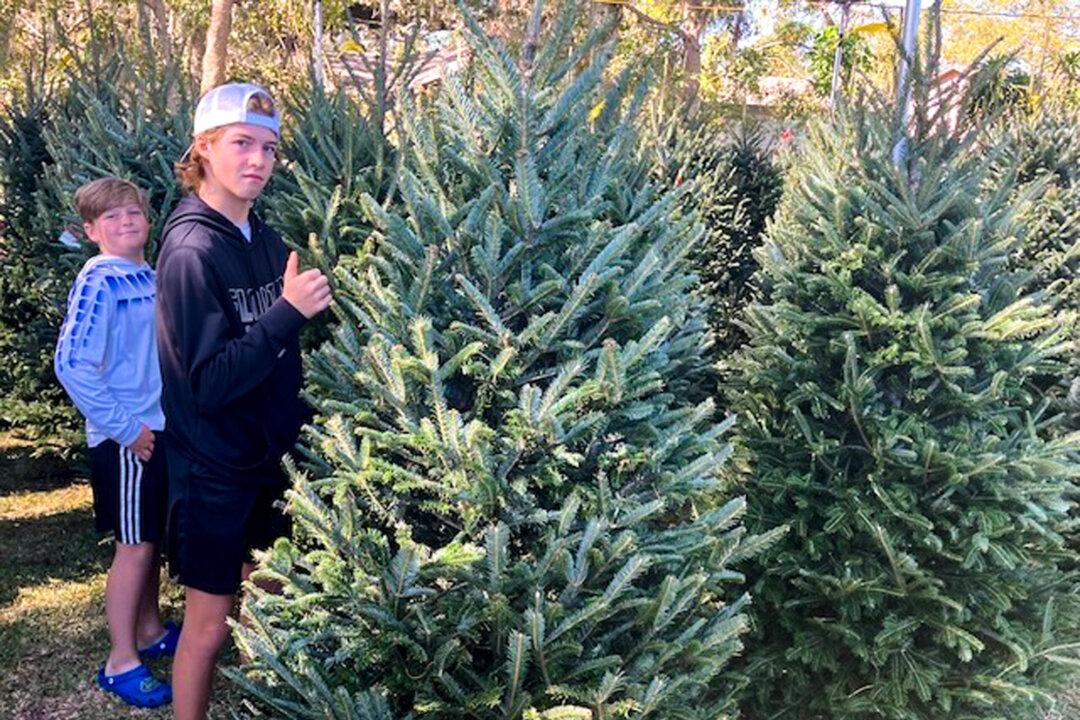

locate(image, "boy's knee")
[[181, 618, 231, 657], [181, 590, 235, 656], [113, 541, 156, 563]]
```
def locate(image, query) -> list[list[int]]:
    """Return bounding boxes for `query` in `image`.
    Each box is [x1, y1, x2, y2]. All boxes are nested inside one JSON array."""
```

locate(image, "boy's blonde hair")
[[74, 177, 149, 223], [174, 127, 226, 194], [175, 91, 278, 194]]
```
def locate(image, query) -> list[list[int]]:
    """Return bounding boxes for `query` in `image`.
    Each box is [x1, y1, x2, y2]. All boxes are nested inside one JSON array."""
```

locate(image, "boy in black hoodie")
[[155, 83, 330, 720]]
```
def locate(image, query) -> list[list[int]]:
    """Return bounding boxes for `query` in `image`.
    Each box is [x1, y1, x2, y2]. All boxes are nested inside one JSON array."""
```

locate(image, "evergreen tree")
[[263, 31, 434, 350], [31, 47, 194, 259], [964, 55, 1033, 121], [652, 119, 783, 353], [994, 103, 1080, 417], [266, 23, 438, 278], [0, 75, 73, 434], [728, 89, 1080, 718], [0, 33, 193, 436], [265, 82, 394, 277], [230, 2, 779, 718], [262, 81, 397, 352]]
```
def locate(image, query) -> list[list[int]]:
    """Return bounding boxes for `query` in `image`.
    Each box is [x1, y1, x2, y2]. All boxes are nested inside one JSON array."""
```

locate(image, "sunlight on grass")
[[0, 572, 106, 621], [0, 484, 91, 521], [0, 549, 237, 719]]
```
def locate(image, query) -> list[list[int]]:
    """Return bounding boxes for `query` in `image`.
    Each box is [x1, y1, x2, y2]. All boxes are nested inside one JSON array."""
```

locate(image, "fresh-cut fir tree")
[[647, 118, 783, 353], [993, 102, 1080, 419], [264, 82, 394, 276], [728, 77, 1080, 720], [228, 2, 779, 719], [0, 33, 192, 435]]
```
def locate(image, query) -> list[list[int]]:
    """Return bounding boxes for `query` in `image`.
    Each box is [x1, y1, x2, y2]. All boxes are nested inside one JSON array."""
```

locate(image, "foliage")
[[808, 24, 873, 97], [0, 69, 74, 431], [965, 54, 1033, 120], [728, 88, 1080, 719], [645, 114, 783, 352], [229, 3, 778, 719], [993, 102, 1080, 420], [0, 30, 193, 435]]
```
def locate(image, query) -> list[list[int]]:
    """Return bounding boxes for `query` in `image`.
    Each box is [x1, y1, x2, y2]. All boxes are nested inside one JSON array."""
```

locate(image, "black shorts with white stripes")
[[88, 434, 168, 545]]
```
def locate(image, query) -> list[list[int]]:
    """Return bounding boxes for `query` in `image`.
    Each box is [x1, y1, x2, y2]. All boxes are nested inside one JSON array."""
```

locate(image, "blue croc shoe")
[[139, 620, 181, 660], [96, 664, 172, 708]]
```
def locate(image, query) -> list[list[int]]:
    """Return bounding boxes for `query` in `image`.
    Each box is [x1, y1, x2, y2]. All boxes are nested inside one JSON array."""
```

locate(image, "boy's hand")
[[129, 425, 155, 462], [282, 251, 331, 319]]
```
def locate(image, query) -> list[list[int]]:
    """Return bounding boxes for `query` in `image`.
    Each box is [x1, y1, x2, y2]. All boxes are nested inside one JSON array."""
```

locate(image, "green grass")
[[0, 433, 247, 720]]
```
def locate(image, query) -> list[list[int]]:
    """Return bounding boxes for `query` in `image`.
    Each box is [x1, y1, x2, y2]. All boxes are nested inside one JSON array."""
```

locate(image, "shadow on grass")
[[0, 433, 252, 719], [0, 595, 109, 702], [0, 571, 179, 720], [0, 569, 245, 720], [0, 440, 86, 497], [0, 506, 109, 607]]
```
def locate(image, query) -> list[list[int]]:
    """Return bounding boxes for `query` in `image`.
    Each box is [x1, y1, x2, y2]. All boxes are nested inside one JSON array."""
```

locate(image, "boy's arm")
[[54, 274, 144, 447], [157, 247, 306, 412]]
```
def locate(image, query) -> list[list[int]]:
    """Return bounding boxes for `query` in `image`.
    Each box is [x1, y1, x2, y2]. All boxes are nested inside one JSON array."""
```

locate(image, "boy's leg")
[[104, 541, 158, 674], [136, 553, 168, 648], [136, 436, 171, 649], [172, 587, 234, 720], [166, 455, 264, 719], [91, 441, 164, 676]]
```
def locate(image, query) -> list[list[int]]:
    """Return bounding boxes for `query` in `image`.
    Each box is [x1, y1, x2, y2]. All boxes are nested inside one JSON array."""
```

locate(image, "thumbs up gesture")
[[281, 251, 331, 319]]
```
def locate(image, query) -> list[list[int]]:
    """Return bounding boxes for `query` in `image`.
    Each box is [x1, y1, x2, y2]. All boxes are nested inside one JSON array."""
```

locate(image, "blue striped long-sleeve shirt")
[[54, 254, 165, 448]]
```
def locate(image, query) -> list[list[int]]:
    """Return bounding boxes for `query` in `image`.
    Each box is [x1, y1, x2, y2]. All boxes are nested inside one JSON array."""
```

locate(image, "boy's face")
[[84, 202, 149, 261], [198, 123, 277, 202]]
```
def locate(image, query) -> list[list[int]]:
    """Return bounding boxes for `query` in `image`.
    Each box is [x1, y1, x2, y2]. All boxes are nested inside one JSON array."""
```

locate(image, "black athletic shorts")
[[164, 446, 292, 596], [89, 436, 168, 545]]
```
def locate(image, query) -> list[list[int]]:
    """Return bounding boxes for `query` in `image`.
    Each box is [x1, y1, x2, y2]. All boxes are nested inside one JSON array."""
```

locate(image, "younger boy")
[[54, 177, 180, 708], [156, 83, 330, 720]]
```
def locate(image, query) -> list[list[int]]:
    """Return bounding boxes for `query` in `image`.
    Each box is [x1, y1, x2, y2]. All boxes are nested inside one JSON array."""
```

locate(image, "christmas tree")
[[262, 80, 397, 352], [265, 82, 393, 277], [727, 64, 1080, 720], [646, 117, 783, 353], [0, 74, 71, 433], [994, 102, 1080, 419], [230, 2, 779, 718], [0, 30, 192, 435], [264, 9, 437, 278]]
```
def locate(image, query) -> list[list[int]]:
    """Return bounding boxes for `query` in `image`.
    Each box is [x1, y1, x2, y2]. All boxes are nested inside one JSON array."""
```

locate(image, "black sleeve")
[[157, 246, 307, 413]]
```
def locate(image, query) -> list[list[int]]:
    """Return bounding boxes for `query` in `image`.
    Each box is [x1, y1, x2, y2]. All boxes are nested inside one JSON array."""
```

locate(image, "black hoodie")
[[155, 194, 309, 484]]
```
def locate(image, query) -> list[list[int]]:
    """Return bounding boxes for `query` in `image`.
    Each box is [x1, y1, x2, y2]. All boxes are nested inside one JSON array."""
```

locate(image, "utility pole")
[[891, 0, 922, 167], [313, 0, 326, 89], [829, 1, 853, 112]]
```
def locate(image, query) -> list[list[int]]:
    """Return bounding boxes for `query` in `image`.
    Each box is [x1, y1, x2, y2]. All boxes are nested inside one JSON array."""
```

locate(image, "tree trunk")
[[136, 0, 150, 49], [0, 15, 13, 73], [147, 0, 171, 65], [190, 29, 206, 89], [729, 11, 745, 51], [829, 3, 852, 111], [201, 0, 235, 94], [680, 8, 707, 112]]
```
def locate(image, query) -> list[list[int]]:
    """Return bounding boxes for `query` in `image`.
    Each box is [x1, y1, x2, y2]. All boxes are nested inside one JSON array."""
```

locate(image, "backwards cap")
[[193, 83, 280, 137]]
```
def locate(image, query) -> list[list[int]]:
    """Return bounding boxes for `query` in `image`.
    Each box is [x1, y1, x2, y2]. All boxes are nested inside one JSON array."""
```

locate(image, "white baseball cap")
[[193, 83, 280, 137]]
